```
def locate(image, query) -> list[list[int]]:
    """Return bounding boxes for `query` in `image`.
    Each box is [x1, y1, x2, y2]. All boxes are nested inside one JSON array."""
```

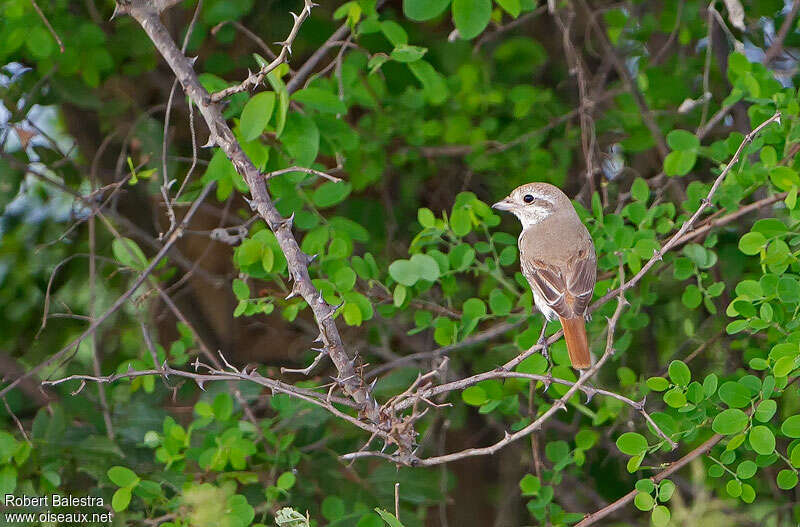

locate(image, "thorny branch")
[[113, 0, 392, 442], [208, 0, 315, 102]]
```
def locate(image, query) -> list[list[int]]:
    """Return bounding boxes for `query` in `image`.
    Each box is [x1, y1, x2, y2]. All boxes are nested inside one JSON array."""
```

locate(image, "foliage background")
[[1, 0, 800, 525]]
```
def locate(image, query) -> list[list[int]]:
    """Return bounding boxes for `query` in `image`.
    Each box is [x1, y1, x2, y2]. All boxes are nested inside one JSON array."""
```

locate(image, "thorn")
[[290, 11, 301, 22], [653, 249, 662, 261], [553, 400, 567, 412], [634, 396, 647, 411], [188, 56, 199, 65], [109, 5, 121, 20], [584, 389, 595, 404], [281, 212, 295, 230], [314, 332, 324, 343], [285, 288, 300, 300], [201, 135, 216, 148], [197, 380, 206, 391]]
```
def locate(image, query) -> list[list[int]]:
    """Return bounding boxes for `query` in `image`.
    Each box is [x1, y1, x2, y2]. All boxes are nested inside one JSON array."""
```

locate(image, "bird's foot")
[[537, 336, 549, 360]]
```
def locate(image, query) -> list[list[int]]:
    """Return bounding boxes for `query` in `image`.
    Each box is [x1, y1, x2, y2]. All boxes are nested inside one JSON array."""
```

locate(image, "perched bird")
[[492, 183, 597, 369]]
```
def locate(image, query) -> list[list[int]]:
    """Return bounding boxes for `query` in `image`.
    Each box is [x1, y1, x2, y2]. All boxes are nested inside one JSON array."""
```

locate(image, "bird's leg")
[[537, 321, 549, 360]]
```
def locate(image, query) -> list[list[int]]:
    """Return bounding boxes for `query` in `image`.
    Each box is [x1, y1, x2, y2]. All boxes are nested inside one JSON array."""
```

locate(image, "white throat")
[[513, 207, 553, 228]]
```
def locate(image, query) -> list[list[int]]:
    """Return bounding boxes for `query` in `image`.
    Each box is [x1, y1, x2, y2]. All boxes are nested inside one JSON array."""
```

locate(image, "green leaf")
[[616, 432, 648, 455], [343, 302, 362, 326], [291, 87, 346, 114], [489, 289, 512, 316], [519, 474, 541, 495], [664, 150, 696, 176], [281, 112, 319, 166], [462, 297, 487, 320], [112, 238, 148, 271], [736, 460, 757, 479], [393, 284, 407, 307], [719, 381, 751, 408], [712, 409, 748, 435], [634, 491, 655, 511], [403, 0, 451, 21], [646, 377, 669, 391], [668, 360, 691, 386], [635, 479, 655, 493], [213, 392, 234, 420], [462, 386, 488, 406], [658, 480, 675, 501], [408, 60, 448, 104], [239, 91, 276, 141], [748, 425, 775, 455], [738, 232, 766, 255], [312, 182, 352, 208], [781, 415, 800, 438], [450, 207, 472, 236], [651, 505, 670, 527], [380, 21, 408, 46], [631, 177, 650, 202], [777, 277, 800, 303], [412, 253, 440, 281], [108, 466, 139, 488], [276, 471, 296, 490], [334, 267, 357, 292], [496, 0, 521, 17], [575, 429, 597, 450], [667, 129, 700, 151], [777, 469, 798, 489], [452, 0, 492, 39], [375, 508, 405, 527], [418, 207, 436, 227], [769, 166, 800, 191], [391, 44, 427, 63], [112, 487, 132, 512], [389, 259, 418, 286], [726, 478, 741, 497], [232, 279, 249, 300], [663, 388, 686, 408], [754, 399, 777, 422]]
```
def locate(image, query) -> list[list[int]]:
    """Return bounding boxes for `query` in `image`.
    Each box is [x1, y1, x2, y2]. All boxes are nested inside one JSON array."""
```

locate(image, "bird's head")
[[492, 182, 571, 228]]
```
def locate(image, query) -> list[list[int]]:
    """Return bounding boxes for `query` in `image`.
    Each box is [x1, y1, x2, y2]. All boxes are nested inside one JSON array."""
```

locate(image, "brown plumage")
[[492, 182, 597, 369]]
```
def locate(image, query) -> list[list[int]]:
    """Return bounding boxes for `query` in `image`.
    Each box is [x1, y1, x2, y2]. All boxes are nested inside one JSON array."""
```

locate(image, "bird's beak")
[[492, 197, 513, 211]]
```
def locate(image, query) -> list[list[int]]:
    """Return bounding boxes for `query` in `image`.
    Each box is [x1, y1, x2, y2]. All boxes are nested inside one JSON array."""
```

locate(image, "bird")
[[492, 183, 597, 369]]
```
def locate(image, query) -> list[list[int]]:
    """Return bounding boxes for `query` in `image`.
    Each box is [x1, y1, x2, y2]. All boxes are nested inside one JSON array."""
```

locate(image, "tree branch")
[[116, 1, 387, 435]]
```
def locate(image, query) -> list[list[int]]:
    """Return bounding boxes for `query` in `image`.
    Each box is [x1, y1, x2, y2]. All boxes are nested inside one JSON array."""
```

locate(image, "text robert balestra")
[[4, 494, 106, 507]]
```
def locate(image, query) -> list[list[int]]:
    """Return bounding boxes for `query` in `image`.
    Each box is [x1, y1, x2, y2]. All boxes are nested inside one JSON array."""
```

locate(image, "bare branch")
[[209, 0, 315, 102]]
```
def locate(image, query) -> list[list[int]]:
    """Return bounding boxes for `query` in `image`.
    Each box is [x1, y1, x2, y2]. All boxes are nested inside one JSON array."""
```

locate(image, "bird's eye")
[[523, 194, 534, 203]]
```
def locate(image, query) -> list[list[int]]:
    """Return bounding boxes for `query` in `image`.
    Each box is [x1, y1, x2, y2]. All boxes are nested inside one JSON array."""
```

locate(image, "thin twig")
[[763, 0, 800, 64], [29, 0, 64, 53], [209, 0, 314, 102]]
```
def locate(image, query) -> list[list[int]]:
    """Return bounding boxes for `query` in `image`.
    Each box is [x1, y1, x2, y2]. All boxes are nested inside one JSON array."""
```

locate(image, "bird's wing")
[[566, 248, 596, 317], [521, 248, 596, 319]]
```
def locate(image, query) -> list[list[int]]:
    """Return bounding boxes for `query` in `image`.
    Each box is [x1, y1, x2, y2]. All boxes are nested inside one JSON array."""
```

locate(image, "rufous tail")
[[559, 316, 591, 369]]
